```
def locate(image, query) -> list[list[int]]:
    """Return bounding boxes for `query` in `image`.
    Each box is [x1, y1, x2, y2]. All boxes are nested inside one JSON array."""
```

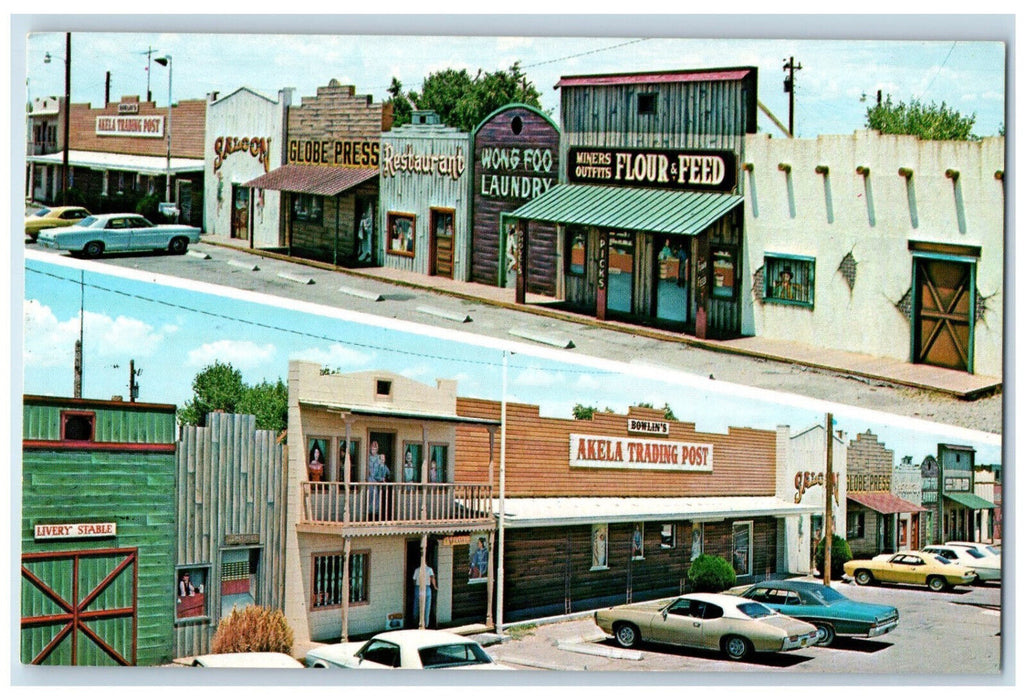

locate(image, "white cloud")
[[291, 343, 374, 370], [187, 339, 277, 370], [399, 363, 432, 379], [573, 373, 602, 391], [513, 367, 562, 387]]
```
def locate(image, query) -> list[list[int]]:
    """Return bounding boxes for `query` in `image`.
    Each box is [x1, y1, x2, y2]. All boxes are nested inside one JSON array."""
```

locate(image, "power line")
[[521, 38, 649, 69], [916, 41, 957, 102]]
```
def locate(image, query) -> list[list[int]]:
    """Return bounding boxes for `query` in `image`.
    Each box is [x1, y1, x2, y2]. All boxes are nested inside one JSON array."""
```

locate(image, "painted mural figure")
[[631, 524, 644, 559], [403, 450, 416, 483], [428, 458, 440, 483], [307, 441, 325, 482], [592, 525, 608, 568], [357, 203, 374, 262], [772, 267, 801, 301], [469, 536, 489, 580], [691, 525, 704, 561], [367, 441, 390, 517], [505, 224, 519, 278], [412, 563, 436, 625]]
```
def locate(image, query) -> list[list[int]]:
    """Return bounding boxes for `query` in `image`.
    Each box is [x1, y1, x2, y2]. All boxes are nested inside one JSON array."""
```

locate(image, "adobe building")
[[378, 112, 471, 279], [245, 80, 391, 266], [202, 87, 293, 248], [283, 362, 500, 644], [21, 395, 178, 666], [25, 94, 207, 227], [454, 400, 816, 622], [471, 104, 561, 294], [742, 131, 1004, 377], [777, 424, 847, 575], [845, 431, 926, 558], [511, 67, 756, 338]]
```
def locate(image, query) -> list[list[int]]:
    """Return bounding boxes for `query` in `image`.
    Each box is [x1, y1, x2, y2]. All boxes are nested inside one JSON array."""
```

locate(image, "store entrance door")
[[430, 209, 455, 279], [606, 232, 634, 315], [654, 236, 689, 325], [231, 186, 249, 239], [912, 256, 974, 372], [405, 539, 436, 629]]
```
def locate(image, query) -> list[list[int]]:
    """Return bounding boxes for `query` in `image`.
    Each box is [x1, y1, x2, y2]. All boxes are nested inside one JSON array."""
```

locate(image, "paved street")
[[27, 240, 1002, 433], [482, 579, 1003, 676]]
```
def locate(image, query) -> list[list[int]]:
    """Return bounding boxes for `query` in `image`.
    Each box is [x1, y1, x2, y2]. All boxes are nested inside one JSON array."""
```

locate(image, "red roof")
[[244, 164, 377, 196], [847, 491, 927, 514], [556, 68, 753, 89]]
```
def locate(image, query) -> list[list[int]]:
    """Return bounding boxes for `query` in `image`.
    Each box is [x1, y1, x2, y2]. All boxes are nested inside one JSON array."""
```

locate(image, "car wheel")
[[168, 237, 189, 255], [815, 623, 836, 647], [613, 622, 640, 649], [83, 241, 104, 258], [854, 569, 874, 586], [927, 576, 949, 592], [722, 635, 753, 662]]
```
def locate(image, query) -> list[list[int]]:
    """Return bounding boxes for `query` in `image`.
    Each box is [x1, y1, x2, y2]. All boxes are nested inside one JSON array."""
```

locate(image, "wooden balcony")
[[299, 481, 494, 534]]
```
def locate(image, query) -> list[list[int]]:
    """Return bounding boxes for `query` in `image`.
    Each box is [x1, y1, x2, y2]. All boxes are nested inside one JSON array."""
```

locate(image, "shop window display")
[[764, 253, 815, 307]]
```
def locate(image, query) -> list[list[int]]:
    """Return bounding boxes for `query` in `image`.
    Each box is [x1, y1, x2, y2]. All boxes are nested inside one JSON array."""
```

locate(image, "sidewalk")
[[201, 235, 1002, 400]]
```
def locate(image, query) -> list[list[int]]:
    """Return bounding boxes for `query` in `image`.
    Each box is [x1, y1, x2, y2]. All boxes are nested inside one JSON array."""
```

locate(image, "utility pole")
[[128, 360, 141, 402], [105, 71, 111, 105], [782, 56, 802, 138], [62, 33, 71, 204], [824, 412, 834, 585], [143, 46, 156, 102]]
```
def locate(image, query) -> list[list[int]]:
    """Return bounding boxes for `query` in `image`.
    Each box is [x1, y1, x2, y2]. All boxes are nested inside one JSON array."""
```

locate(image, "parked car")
[[35, 213, 201, 258], [191, 652, 304, 668], [727, 579, 899, 646], [25, 205, 91, 241], [843, 550, 976, 591], [923, 544, 1001, 582], [594, 592, 819, 661], [947, 541, 1001, 557], [304, 629, 509, 670]]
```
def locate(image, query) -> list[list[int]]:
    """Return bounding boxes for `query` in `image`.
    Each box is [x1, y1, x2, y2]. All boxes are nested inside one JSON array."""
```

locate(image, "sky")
[[16, 14, 1009, 140], [21, 250, 1001, 467]]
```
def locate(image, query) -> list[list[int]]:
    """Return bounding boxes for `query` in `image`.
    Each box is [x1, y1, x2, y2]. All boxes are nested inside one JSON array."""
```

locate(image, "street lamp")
[[154, 55, 172, 206], [44, 33, 71, 205]]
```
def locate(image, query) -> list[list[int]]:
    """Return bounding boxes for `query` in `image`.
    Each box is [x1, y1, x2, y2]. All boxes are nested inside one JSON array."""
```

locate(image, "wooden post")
[[824, 412, 834, 585], [486, 530, 495, 628], [596, 230, 608, 321], [341, 537, 351, 642]]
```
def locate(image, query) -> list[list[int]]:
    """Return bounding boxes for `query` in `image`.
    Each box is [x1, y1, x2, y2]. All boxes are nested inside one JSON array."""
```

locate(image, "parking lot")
[[482, 579, 1003, 676]]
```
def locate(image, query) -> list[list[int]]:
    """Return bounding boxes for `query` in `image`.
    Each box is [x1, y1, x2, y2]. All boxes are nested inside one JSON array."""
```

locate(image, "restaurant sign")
[[569, 433, 712, 472], [380, 143, 466, 180], [96, 115, 164, 138], [34, 522, 117, 540], [568, 147, 736, 192]]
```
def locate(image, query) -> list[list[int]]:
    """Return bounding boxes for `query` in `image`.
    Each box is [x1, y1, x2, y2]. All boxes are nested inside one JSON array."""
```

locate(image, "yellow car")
[[844, 550, 976, 592], [25, 205, 92, 241]]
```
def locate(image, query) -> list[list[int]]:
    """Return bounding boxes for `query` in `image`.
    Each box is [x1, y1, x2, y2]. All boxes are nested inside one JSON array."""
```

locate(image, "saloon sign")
[[570, 433, 712, 472], [568, 147, 736, 192]]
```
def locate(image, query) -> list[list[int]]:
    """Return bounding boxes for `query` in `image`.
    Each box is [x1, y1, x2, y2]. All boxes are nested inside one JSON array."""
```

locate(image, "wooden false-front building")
[[21, 395, 178, 666], [173, 412, 288, 658], [454, 401, 815, 621], [511, 67, 758, 339], [283, 362, 500, 644]]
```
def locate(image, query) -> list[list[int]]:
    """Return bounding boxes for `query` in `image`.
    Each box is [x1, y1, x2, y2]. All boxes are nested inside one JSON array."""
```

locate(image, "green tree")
[[237, 379, 289, 435], [686, 554, 737, 593], [178, 362, 288, 435], [385, 76, 413, 128], [815, 534, 854, 580], [865, 95, 978, 140], [633, 402, 677, 421], [572, 404, 597, 420]]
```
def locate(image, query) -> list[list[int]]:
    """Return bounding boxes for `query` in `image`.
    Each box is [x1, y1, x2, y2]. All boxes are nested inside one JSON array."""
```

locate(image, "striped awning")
[[243, 164, 377, 196], [509, 184, 742, 235], [847, 491, 927, 514]]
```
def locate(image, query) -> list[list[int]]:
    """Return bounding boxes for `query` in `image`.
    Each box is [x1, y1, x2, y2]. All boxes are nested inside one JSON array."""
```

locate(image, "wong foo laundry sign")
[[34, 522, 117, 540], [570, 433, 713, 472]]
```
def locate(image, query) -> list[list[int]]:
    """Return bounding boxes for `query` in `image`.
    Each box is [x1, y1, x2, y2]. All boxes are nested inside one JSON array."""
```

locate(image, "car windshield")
[[418, 643, 492, 669], [737, 601, 776, 619], [810, 586, 847, 605]]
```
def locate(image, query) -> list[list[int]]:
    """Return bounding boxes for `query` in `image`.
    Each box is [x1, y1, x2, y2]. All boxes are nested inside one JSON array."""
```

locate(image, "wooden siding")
[[472, 106, 561, 294], [288, 182, 378, 264], [501, 517, 777, 621], [68, 96, 207, 159], [21, 447, 176, 666], [174, 413, 287, 658], [454, 400, 777, 496], [702, 209, 744, 337], [23, 401, 177, 444]]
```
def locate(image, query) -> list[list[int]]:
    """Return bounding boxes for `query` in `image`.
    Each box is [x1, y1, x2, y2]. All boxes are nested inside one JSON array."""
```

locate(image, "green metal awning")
[[509, 184, 743, 235], [944, 492, 996, 509]]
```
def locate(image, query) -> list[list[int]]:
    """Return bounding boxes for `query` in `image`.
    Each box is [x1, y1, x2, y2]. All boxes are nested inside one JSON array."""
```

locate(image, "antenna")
[[129, 359, 142, 402], [140, 46, 158, 102]]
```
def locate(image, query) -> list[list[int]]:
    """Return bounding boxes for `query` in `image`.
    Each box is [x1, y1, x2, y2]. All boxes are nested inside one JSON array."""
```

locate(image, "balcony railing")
[[300, 481, 494, 528]]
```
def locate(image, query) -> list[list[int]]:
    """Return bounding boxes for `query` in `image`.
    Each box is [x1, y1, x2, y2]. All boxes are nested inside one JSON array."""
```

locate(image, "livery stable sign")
[[34, 522, 117, 540], [570, 433, 713, 472]]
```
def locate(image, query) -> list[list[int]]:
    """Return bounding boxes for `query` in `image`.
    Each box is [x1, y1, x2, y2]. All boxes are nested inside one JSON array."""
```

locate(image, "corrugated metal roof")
[[556, 68, 753, 89], [510, 184, 742, 235], [493, 496, 816, 528], [847, 491, 927, 514], [243, 164, 377, 196], [943, 492, 996, 510], [25, 149, 204, 174]]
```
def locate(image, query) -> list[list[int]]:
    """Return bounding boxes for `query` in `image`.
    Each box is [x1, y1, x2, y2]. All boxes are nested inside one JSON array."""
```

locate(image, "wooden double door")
[[913, 256, 975, 372]]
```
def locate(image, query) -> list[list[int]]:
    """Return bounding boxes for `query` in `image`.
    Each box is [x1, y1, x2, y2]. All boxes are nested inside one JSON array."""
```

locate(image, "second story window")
[[638, 93, 657, 116], [61, 411, 95, 442]]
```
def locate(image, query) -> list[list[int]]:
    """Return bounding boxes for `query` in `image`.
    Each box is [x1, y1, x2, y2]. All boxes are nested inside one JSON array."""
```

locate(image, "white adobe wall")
[[742, 131, 1005, 377]]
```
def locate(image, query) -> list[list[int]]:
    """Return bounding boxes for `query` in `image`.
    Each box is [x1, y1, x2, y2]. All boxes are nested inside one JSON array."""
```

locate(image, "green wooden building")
[[21, 395, 178, 666]]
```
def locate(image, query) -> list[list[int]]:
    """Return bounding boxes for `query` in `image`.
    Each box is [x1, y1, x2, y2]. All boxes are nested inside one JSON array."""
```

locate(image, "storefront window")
[[606, 232, 634, 315], [566, 228, 587, 277], [711, 247, 738, 300], [292, 193, 323, 224], [630, 523, 645, 560], [660, 524, 676, 549], [731, 521, 752, 576], [175, 566, 209, 622], [312, 551, 369, 609], [764, 254, 815, 307], [690, 523, 704, 561], [468, 532, 490, 583], [387, 212, 416, 257], [220, 548, 259, 620], [847, 511, 866, 539], [591, 524, 609, 570]]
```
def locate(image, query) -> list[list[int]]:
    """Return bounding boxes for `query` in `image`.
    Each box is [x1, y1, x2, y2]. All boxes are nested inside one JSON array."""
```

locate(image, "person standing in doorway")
[[412, 562, 436, 627]]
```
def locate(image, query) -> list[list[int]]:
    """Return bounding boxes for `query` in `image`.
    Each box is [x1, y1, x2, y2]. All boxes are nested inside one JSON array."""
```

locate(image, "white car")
[[947, 541, 1001, 557], [924, 544, 1001, 582], [36, 213, 201, 258], [191, 652, 304, 668], [304, 629, 509, 670]]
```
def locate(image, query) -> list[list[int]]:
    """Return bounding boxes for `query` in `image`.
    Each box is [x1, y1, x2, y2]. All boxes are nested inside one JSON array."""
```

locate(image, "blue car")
[[729, 579, 899, 646], [36, 213, 201, 258]]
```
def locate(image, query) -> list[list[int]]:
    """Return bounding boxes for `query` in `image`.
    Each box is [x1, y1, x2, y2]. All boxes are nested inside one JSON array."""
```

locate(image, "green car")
[[729, 579, 899, 646]]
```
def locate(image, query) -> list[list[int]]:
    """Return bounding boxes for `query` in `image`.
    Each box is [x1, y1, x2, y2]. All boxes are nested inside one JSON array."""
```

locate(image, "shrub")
[[210, 605, 294, 655], [686, 554, 737, 593], [815, 535, 853, 579]]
